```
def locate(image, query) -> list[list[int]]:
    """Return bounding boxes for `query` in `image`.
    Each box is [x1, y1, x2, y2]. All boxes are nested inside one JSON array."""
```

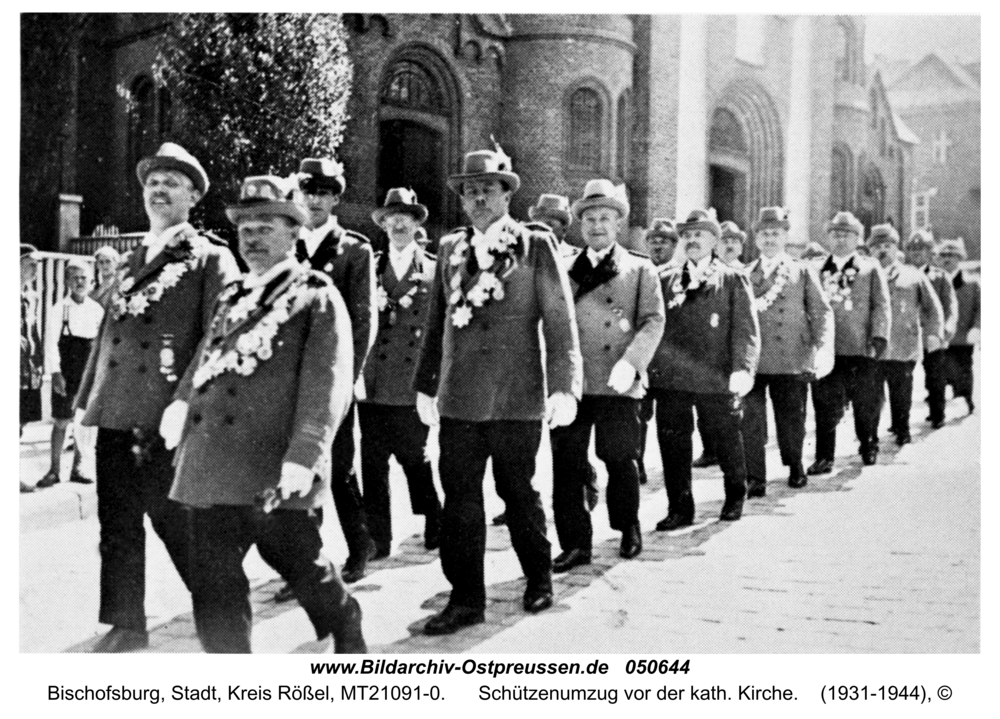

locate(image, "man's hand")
[[926, 335, 943, 353], [74, 408, 87, 427], [354, 377, 367, 402], [546, 392, 577, 428], [729, 370, 754, 397], [277, 463, 315, 500], [416, 392, 440, 427], [607, 359, 638, 395], [869, 337, 888, 360], [966, 328, 980, 345], [158, 400, 189, 450], [52, 372, 66, 397]]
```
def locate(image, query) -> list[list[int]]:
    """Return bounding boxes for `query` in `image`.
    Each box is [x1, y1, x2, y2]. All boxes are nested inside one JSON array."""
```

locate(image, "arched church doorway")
[[856, 159, 885, 234]]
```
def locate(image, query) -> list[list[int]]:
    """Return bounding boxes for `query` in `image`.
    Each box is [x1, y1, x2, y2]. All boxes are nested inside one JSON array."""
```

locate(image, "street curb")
[[20, 484, 96, 534]]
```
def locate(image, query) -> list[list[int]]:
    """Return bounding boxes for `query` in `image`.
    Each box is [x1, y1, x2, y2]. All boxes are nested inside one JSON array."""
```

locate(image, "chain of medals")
[[753, 259, 793, 314], [111, 242, 197, 321], [666, 258, 720, 309], [376, 258, 429, 327], [821, 262, 859, 311], [447, 225, 521, 328]]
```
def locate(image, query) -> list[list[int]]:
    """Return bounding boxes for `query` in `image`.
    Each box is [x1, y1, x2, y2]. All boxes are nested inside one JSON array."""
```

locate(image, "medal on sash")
[[844, 300, 853, 312], [160, 333, 178, 383]]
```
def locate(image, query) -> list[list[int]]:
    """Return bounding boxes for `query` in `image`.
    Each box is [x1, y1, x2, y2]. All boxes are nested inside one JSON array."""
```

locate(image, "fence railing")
[[68, 232, 144, 257]]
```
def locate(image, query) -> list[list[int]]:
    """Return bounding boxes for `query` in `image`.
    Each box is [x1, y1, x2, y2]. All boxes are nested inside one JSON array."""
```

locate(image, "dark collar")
[[569, 243, 620, 298]]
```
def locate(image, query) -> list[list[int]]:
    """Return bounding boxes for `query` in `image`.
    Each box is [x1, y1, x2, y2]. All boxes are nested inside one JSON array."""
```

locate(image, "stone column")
[[675, 14, 708, 215], [784, 15, 814, 240], [58, 194, 83, 252]]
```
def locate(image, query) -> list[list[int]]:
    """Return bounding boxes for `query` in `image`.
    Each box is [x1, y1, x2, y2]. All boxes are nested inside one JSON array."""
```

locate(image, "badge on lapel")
[[710, 313, 720, 328], [324, 262, 333, 273]]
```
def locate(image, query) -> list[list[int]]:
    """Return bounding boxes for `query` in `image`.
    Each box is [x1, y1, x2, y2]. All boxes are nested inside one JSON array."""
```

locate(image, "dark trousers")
[[357, 403, 440, 548], [742, 374, 808, 482], [696, 410, 717, 459], [945, 345, 975, 399], [923, 349, 948, 423], [812, 355, 882, 461], [651, 389, 747, 520], [551, 396, 642, 552], [878, 360, 916, 437], [95, 428, 191, 631], [438, 418, 550, 610], [330, 403, 371, 555], [638, 396, 654, 484], [189, 506, 347, 653]]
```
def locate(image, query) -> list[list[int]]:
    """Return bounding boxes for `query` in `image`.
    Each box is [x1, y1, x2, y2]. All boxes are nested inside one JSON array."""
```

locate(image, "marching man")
[[742, 207, 833, 496], [413, 143, 583, 635], [161, 175, 365, 654], [936, 238, 980, 416], [868, 224, 945, 446], [808, 211, 891, 473], [74, 143, 240, 652], [359, 188, 442, 558], [649, 209, 760, 529], [551, 180, 664, 570]]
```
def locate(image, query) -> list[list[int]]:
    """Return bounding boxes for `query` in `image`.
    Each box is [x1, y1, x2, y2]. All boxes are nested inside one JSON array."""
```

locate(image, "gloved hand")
[[74, 408, 87, 427], [416, 392, 440, 427], [966, 328, 980, 345], [926, 335, 943, 353], [52, 372, 66, 397], [607, 359, 638, 394], [158, 400, 189, 450], [546, 392, 578, 428], [728, 370, 754, 397], [869, 337, 888, 360], [354, 377, 367, 401], [277, 462, 315, 500]]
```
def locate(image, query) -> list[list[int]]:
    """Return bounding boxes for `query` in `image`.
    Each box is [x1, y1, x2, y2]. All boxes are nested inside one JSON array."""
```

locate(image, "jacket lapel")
[[571, 243, 621, 299], [219, 265, 302, 343], [125, 245, 173, 294], [953, 270, 965, 290]]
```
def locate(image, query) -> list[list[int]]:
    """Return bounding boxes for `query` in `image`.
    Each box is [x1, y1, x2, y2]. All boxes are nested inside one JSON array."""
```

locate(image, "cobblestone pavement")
[[20, 365, 979, 654]]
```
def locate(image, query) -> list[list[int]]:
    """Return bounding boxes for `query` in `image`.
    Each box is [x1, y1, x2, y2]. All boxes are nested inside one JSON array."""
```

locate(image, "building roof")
[[892, 112, 920, 145], [887, 52, 980, 108]]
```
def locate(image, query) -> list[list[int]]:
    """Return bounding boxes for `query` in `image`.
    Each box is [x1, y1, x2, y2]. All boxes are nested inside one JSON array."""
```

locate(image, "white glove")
[[926, 335, 943, 353], [416, 392, 440, 427], [729, 370, 754, 397], [354, 377, 367, 401], [966, 328, 980, 345], [546, 392, 578, 429], [607, 359, 638, 395], [74, 408, 87, 427], [277, 462, 315, 500], [159, 400, 189, 450]]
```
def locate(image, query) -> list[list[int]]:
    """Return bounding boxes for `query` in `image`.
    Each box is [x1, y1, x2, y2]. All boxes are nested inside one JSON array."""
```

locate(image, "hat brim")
[[447, 171, 521, 194], [137, 156, 209, 195], [937, 248, 967, 259], [226, 201, 307, 227], [678, 220, 720, 237], [753, 220, 790, 233], [372, 203, 429, 226], [528, 206, 572, 227], [301, 175, 346, 196], [825, 222, 862, 236], [571, 196, 629, 220]]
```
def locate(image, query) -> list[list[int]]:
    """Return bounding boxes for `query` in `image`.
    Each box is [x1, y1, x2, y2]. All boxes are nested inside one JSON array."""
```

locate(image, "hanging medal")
[[160, 333, 178, 382]]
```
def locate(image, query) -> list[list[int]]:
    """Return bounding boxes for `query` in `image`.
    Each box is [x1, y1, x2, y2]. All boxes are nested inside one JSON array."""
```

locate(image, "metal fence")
[[68, 232, 144, 257]]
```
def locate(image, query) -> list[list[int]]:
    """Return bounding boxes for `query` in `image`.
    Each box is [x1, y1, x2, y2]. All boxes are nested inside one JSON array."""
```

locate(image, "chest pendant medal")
[[844, 299, 853, 312], [160, 334, 178, 383], [612, 307, 630, 333], [710, 313, 720, 328]]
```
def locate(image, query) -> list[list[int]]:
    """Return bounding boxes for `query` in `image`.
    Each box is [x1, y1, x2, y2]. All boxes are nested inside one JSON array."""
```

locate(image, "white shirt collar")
[[687, 254, 714, 274], [302, 215, 340, 258], [388, 240, 418, 279], [142, 222, 191, 264], [244, 255, 299, 290], [586, 242, 616, 266], [470, 215, 513, 266], [758, 252, 786, 277]]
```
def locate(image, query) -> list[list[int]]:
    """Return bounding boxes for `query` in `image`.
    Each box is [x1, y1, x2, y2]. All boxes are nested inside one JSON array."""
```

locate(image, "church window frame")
[[564, 80, 610, 176]]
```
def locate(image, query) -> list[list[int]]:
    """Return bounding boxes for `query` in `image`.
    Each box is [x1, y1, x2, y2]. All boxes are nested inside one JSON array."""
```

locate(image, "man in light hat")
[[742, 207, 833, 496], [74, 142, 240, 652], [937, 238, 979, 415], [869, 224, 945, 446], [358, 188, 442, 559], [549, 180, 664, 569], [295, 156, 378, 585], [20, 243, 43, 492], [903, 230, 958, 427], [161, 175, 364, 653], [645, 218, 680, 269], [718, 220, 748, 269], [649, 209, 760, 528], [413, 143, 583, 634], [808, 211, 890, 473]]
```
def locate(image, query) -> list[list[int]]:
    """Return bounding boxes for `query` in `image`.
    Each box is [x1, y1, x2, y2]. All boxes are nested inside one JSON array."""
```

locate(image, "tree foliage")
[[153, 13, 352, 234]]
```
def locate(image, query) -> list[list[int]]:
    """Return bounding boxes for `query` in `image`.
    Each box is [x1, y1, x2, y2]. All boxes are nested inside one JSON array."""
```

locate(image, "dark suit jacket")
[[650, 257, 760, 394], [75, 226, 240, 430], [413, 215, 583, 421], [171, 264, 354, 510], [951, 270, 981, 346], [297, 217, 377, 379], [361, 247, 435, 406]]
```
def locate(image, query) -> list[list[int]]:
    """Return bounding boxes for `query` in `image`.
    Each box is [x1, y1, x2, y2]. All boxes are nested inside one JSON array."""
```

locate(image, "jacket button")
[[108, 359, 118, 368], [408, 340, 415, 347], [192, 413, 202, 424], [382, 337, 390, 344], [379, 353, 387, 360], [606, 297, 613, 304], [604, 344, 611, 351], [482, 322, 490, 330], [413, 309, 419, 316], [605, 321, 612, 328], [404, 357, 412, 364], [224, 415, 235, 425], [197, 385, 207, 395], [775, 336, 782, 342], [143, 316, 153, 325], [137, 365, 147, 373], [211, 336, 222, 346], [112, 337, 121, 345], [140, 341, 150, 349], [227, 387, 237, 397]]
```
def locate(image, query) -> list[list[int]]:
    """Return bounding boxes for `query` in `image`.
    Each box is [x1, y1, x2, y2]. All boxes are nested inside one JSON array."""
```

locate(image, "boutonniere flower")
[[163, 236, 195, 261], [447, 226, 518, 328]]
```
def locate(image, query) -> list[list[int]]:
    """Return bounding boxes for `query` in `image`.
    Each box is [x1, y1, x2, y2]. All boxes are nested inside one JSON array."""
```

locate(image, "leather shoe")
[[807, 459, 834, 475], [692, 453, 718, 468], [965, 397, 975, 415], [274, 583, 296, 603], [619, 525, 642, 559], [719, 498, 744, 521], [20, 481, 35, 494], [341, 537, 377, 584], [424, 511, 441, 550], [372, 543, 392, 560], [930, 418, 945, 429], [553, 548, 591, 573], [861, 447, 878, 466], [894, 432, 911, 447], [69, 471, 94, 484], [492, 511, 507, 526], [91, 626, 149, 653], [523, 587, 553, 613], [746, 478, 766, 498], [423, 604, 485, 635], [655, 514, 693, 532], [331, 595, 367, 653], [585, 485, 599, 512], [36, 471, 60, 489], [788, 466, 807, 489]]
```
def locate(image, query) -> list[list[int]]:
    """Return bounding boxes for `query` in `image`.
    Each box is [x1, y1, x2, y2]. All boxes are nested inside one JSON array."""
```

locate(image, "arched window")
[[709, 108, 747, 153], [567, 86, 603, 172], [834, 22, 850, 81], [616, 89, 632, 181], [870, 88, 879, 128], [830, 145, 852, 213], [381, 60, 446, 115]]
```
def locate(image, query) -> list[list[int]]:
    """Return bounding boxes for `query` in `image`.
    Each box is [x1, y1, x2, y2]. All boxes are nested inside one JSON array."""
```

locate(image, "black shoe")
[[619, 525, 642, 559], [719, 497, 744, 521], [965, 397, 975, 415], [553, 548, 591, 573], [807, 459, 834, 475], [861, 446, 878, 466], [424, 511, 441, 550], [931, 419, 945, 429], [585, 485, 599, 512], [68, 471, 94, 485], [341, 536, 377, 584], [274, 583, 296, 603], [36, 471, 60, 489], [788, 465, 807, 489], [91, 626, 149, 653], [423, 604, 485, 635], [20, 481, 35, 494], [372, 543, 392, 561], [655, 513, 693, 532], [523, 587, 554, 613], [692, 453, 718, 468], [331, 595, 367, 653], [894, 432, 911, 447], [746, 478, 766, 498], [492, 512, 507, 526]]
